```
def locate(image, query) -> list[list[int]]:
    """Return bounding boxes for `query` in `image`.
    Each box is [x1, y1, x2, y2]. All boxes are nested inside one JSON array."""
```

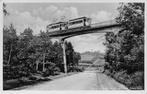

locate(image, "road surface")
[[16, 70, 128, 90]]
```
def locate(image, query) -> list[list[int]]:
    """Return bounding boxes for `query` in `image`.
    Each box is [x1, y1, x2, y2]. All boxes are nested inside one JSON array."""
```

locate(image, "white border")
[[2, 0, 146, 3], [0, 0, 3, 92], [0, 0, 146, 94]]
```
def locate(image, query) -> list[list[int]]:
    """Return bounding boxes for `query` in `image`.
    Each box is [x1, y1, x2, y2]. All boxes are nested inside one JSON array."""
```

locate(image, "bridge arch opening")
[[48, 19, 122, 74]]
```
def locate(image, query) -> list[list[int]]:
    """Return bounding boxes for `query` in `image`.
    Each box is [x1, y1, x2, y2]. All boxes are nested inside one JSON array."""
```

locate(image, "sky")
[[4, 3, 119, 53]]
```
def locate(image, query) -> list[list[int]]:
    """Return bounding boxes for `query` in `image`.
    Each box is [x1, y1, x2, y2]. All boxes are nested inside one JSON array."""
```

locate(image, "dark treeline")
[[104, 3, 144, 89], [3, 24, 82, 81]]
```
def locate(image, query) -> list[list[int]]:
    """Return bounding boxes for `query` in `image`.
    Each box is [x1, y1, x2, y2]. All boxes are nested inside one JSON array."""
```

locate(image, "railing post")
[[61, 39, 67, 74]]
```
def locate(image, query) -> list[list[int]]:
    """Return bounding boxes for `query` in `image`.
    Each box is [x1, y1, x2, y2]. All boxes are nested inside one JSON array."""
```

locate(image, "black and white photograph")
[[1, 0, 146, 93]]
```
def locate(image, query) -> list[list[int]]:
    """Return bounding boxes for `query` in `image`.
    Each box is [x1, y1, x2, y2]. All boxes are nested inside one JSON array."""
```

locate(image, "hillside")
[[80, 51, 104, 63]]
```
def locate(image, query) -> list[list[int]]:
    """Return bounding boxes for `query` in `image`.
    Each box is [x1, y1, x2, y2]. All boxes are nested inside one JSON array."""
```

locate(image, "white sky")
[[4, 3, 119, 53]]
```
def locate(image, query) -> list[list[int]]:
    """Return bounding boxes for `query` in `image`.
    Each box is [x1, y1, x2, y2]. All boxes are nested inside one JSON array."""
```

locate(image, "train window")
[[77, 20, 83, 23], [69, 20, 83, 25], [51, 25, 60, 29]]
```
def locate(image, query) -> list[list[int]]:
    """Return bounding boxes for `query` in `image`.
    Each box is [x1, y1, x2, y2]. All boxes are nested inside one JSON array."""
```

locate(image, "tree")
[[117, 3, 144, 35], [105, 3, 144, 73], [65, 41, 74, 67], [38, 30, 52, 72], [64, 41, 81, 71], [73, 52, 81, 66], [3, 3, 9, 16], [16, 27, 35, 74], [50, 41, 63, 71], [3, 25, 82, 81], [3, 24, 18, 65], [18, 28, 34, 61]]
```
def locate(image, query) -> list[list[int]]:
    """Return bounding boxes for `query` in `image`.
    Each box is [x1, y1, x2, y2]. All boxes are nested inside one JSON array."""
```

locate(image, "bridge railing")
[[48, 20, 120, 37], [91, 20, 118, 28]]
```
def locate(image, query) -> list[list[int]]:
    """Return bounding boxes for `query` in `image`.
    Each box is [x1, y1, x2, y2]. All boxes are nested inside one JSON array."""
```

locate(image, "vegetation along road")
[[15, 70, 128, 90]]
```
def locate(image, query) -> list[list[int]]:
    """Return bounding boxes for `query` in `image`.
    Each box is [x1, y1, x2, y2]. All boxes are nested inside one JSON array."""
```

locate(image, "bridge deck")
[[48, 21, 121, 38]]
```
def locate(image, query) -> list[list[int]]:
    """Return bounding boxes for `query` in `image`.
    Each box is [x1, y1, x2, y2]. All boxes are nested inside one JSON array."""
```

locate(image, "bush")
[[42, 62, 61, 77], [29, 76, 38, 80], [104, 69, 144, 90], [53, 67, 60, 75], [130, 71, 144, 89], [104, 3, 144, 90], [3, 79, 21, 90]]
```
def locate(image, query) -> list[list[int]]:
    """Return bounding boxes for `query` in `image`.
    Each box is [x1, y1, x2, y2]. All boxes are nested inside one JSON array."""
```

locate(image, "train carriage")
[[68, 17, 91, 29], [47, 17, 91, 33], [47, 22, 66, 32]]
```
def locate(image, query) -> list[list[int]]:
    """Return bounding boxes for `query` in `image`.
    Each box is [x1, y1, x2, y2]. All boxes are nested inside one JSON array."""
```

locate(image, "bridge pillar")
[[61, 39, 67, 74]]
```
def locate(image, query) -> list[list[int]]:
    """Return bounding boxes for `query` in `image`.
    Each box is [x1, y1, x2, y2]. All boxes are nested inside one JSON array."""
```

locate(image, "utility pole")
[[61, 39, 67, 74]]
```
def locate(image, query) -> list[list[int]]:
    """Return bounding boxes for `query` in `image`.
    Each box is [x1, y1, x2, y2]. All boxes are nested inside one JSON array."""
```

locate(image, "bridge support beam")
[[61, 39, 67, 74]]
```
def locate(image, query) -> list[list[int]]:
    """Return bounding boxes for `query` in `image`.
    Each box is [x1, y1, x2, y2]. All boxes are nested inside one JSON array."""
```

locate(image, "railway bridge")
[[48, 19, 122, 74]]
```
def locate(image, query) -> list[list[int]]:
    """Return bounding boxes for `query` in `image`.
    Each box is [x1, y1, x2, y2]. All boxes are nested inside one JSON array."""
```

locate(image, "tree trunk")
[[42, 53, 46, 72], [8, 44, 12, 65], [36, 60, 39, 71]]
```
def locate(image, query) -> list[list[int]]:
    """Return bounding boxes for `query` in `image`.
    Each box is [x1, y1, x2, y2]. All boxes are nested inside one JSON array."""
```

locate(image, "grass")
[[3, 72, 80, 90], [3, 75, 50, 90], [104, 70, 144, 90]]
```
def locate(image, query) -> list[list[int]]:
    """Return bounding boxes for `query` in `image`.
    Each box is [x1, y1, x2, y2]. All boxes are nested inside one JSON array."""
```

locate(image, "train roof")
[[69, 17, 90, 21], [48, 22, 65, 26], [47, 17, 90, 26]]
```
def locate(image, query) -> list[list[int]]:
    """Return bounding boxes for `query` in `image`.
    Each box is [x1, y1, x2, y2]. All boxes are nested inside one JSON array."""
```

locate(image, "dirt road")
[[16, 70, 128, 90]]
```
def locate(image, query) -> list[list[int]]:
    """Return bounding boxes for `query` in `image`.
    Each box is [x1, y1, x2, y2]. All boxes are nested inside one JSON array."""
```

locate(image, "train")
[[46, 17, 91, 33]]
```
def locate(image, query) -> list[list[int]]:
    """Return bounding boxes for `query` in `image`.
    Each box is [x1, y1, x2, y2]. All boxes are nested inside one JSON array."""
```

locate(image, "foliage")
[[65, 42, 81, 68], [3, 24, 18, 65], [3, 3, 9, 16], [3, 25, 81, 81], [104, 3, 144, 89], [116, 3, 144, 35]]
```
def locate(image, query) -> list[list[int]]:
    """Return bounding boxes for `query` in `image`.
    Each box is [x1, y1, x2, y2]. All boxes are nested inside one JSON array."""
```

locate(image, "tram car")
[[68, 17, 91, 29], [46, 22, 66, 32], [46, 17, 91, 33]]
